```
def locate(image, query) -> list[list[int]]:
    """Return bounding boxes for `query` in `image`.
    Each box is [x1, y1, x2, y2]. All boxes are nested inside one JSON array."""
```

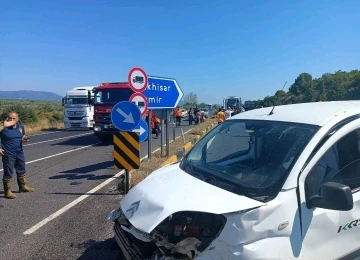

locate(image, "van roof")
[[229, 101, 360, 126]]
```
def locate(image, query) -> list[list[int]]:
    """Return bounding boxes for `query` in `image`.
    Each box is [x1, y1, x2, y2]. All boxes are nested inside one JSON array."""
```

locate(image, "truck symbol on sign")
[[131, 101, 146, 108], [133, 76, 144, 84]]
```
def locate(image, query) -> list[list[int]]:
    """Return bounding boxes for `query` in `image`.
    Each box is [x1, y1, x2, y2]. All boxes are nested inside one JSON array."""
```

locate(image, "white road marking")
[[28, 131, 62, 137], [23, 154, 147, 235], [23, 127, 195, 235], [24, 133, 92, 147], [0, 143, 101, 172]]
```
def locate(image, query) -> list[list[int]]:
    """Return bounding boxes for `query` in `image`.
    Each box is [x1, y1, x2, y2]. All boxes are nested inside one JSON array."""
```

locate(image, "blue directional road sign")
[[142, 76, 184, 109], [111, 101, 141, 131], [132, 119, 148, 143]]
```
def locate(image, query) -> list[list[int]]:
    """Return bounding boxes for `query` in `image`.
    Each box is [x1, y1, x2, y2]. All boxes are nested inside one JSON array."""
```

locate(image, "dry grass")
[[0, 119, 64, 133], [130, 119, 216, 187], [25, 120, 65, 133]]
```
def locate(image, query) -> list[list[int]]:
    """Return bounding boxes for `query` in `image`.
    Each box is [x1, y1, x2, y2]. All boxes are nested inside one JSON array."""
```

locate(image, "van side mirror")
[[309, 182, 353, 211]]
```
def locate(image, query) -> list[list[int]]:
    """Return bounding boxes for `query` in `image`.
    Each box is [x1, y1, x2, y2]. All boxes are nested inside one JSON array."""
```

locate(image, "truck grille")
[[97, 113, 110, 120], [70, 123, 82, 128], [67, 111, 85, 116], [68, 117, 83, 120]]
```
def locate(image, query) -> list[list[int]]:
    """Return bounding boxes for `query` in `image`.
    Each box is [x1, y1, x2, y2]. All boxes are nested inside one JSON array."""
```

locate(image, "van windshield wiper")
[[190, 163, 272, 202]]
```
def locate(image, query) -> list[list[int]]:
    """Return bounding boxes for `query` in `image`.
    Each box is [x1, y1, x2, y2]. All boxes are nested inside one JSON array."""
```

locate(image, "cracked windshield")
[[1, 1, 359, 260]]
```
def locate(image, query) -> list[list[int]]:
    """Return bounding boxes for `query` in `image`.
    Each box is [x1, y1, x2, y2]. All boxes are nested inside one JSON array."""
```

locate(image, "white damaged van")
[[108, 101, 360, 260]]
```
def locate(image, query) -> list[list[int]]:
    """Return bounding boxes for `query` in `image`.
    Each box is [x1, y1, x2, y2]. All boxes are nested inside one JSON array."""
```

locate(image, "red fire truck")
[[89, 82, 137, 143]]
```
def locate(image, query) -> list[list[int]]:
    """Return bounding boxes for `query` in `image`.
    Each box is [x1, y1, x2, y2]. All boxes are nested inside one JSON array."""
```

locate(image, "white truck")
[[108, 100, 360, 259], [62, 86, 96, 130]]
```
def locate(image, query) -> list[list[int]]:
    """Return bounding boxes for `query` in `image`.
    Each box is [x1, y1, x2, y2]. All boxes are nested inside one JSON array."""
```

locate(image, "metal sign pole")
[[125, 169, 130, 194], [160, 119, 164, 156], [166, 109, 170, 157], [148, 111, 152, 160]]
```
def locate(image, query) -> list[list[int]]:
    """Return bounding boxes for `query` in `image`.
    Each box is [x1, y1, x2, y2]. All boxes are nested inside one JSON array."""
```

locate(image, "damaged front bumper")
[[108, 208, 227, 260], [114, 220, 153, 260]]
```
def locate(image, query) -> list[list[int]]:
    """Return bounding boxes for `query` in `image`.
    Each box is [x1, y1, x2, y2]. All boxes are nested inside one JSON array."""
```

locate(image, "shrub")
[[37, 103, 54, 113], [52, 112, 63, 122], [0, 104, 38, 124]]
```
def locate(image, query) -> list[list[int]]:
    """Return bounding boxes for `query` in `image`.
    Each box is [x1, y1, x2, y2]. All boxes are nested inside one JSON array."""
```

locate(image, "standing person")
[[194, 107, 200, 124], [188, 108, 194, 125], [0, 111, 34, 199], [172, 109, 177, 124], [216, 108, 226, 124], [151, 110, 160, 139], [175, 106, 182, 127], [225, 107, 232, 119]]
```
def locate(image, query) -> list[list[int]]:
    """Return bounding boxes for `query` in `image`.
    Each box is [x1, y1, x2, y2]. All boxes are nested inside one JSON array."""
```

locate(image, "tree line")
[[252, 70, 360, 107], [0, 100, 63, 125]]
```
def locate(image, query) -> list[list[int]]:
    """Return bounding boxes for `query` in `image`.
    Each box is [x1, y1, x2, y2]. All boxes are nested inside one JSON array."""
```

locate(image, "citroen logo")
[[126, 201, 140, 218]]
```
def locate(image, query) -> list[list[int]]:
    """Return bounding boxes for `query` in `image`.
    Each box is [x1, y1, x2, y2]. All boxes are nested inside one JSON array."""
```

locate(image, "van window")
[[180, 119, 319, 202], [305, 129, 360, 198]]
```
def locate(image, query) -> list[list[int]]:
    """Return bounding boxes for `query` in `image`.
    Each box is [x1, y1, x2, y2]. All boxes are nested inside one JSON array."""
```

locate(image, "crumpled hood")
[[120, 163, 265, 233]]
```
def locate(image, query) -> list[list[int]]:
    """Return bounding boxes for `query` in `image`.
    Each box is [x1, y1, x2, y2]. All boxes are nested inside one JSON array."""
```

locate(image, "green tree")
[[252, 70, 360, 107], [183, 92, 198, 106], [198, 102, 207, 108]]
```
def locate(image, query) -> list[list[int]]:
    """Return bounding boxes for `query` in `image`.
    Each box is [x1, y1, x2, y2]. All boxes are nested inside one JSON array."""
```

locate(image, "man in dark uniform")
[[0, 111, 34, 199]]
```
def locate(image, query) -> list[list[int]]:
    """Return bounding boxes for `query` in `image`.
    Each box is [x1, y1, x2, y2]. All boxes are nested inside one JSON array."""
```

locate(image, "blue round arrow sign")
[[132, 119, 149, 143], [111, 101, 141, 131]]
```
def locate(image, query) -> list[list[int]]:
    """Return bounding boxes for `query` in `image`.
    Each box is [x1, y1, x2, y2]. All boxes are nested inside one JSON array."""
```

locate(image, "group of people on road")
[[187, 107, 205, 125], [216, 106, 242, 124], [0, 111, 34, 199], [171, 106, 206, 126], [153, 106, 210, 129]]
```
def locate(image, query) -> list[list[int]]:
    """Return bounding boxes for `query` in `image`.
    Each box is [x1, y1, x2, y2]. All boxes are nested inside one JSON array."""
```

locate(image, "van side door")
[[298, 121, 360, 259]]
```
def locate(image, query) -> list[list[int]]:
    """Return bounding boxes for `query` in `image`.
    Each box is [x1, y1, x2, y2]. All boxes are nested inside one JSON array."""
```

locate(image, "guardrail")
[[160, 122, 217, 167]]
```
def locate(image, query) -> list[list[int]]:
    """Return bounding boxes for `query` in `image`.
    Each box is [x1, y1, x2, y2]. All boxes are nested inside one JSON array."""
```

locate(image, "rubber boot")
[[17, 176, 34, 192], [3, 179, 16, 199]]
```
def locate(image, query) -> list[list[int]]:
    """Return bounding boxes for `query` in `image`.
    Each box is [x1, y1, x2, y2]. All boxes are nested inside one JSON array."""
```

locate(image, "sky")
[[1, 0, 360, 105]]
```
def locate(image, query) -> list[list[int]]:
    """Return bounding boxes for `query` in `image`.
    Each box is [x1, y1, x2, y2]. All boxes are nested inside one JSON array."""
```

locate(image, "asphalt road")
[[0, 120, 195, 260]]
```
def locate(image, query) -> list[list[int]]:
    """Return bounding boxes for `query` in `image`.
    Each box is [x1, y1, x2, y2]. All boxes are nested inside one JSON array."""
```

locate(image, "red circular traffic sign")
[[129, 92, 148, 117], [128, 67, 148, 93]]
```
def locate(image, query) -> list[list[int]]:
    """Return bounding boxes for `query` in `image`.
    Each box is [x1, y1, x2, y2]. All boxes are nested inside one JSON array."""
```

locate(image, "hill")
[[0, 90, 63, 101], [253, 70, 360, 107]]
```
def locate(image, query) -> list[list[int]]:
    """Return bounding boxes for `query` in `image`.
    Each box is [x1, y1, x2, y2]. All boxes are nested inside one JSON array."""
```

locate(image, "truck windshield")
[[226, 99, 240, 108], [64, 97, 88, 105], [94, 88, 134, 105], [180, 119, 319, 202]]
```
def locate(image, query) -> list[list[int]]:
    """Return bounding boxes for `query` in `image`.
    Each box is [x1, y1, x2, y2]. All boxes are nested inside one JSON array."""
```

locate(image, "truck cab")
[[62, 86, 96, 130], [90, 82, 136, 143]]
